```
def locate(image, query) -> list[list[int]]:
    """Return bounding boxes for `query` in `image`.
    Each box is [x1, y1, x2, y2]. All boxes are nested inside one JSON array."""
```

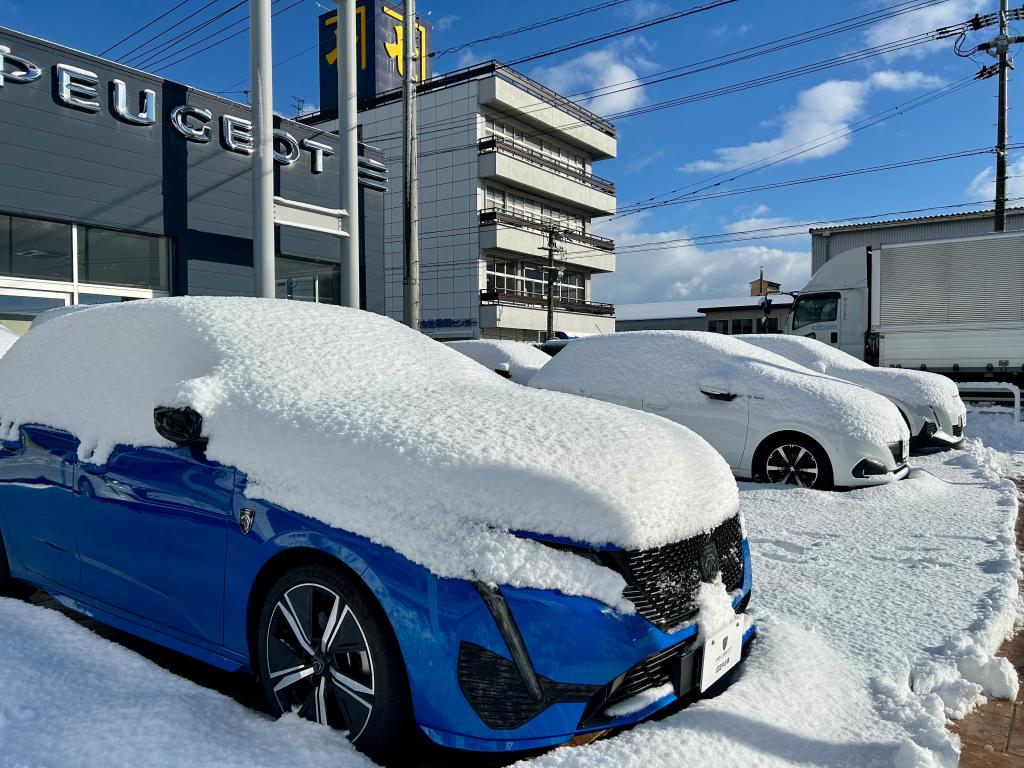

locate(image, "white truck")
[[783, 231, 1024, 382]]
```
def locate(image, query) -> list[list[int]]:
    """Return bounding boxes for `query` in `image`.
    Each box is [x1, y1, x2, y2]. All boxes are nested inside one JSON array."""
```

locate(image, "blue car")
[[0, 298, 754, 757]]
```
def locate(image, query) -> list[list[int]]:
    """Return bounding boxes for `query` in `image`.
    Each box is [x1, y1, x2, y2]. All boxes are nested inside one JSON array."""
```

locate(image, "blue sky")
[[0, 0, 1014, 303]]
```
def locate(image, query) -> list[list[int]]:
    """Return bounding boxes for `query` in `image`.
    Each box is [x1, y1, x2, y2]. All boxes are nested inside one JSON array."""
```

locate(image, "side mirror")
[[154, 406, 207, 448]]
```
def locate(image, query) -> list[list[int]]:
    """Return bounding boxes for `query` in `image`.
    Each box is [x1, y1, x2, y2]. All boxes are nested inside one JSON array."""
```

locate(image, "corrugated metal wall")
[[811, 211, 1024, 274]]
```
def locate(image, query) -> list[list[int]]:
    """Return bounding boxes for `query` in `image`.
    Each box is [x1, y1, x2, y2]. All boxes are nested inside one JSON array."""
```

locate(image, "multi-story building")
[[306, 62, 618, 341]]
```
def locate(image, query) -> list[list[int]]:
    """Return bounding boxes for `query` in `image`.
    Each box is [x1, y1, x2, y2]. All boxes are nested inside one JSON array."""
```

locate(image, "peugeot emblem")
[[239, 507, 255, 536], [698, 539, 720, 582]]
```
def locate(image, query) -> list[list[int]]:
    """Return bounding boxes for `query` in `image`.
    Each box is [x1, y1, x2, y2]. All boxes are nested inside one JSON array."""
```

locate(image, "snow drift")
[[0, 298, 740, 609]]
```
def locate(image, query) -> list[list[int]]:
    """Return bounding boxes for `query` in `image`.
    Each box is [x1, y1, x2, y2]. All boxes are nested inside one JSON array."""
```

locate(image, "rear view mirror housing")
[[154, 406, 207, 448]]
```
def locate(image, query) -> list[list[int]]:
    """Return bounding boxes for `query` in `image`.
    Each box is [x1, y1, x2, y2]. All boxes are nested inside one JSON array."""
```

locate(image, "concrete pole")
[[546, 229, 556, 341], [995, 0, 1010, 232], [402, 0, 420, 330], [250, 0, 275, 298], [337, 0, 361, 307]]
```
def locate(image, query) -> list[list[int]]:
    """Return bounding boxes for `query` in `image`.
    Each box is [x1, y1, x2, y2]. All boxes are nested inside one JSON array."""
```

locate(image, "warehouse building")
[[811, 208, 1024, 272], [0, 26, 387, 333]]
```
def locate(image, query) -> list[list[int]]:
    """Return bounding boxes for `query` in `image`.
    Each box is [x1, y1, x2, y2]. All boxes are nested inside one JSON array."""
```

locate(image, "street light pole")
[[250, 0, 275, 298], [337, 0, 360, 307]]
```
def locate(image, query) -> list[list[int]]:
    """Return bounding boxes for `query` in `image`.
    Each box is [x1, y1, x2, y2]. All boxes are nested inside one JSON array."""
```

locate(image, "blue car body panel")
[[0, 423, 755, 753]]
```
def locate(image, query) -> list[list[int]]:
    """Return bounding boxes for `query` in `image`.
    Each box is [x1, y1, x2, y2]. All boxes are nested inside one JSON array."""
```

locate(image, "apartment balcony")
[[478, 136, 616, 216], [478, 208, 616, 273], [479, 289, 615, 335]]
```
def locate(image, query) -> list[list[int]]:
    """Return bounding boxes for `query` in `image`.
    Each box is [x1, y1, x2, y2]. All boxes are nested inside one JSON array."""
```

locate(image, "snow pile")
[[693, 575, 736, 642], [967, 409, 1024, 474], [739, 334, 965, 416], [530, 331, 909, 446], [446, 339, 551, 385], [0, 298, 740, 610], [0, 597, 377, 768]]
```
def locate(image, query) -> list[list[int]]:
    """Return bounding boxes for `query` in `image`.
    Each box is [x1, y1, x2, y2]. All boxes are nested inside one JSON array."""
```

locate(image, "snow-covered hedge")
[[0, 298, 740, 609]]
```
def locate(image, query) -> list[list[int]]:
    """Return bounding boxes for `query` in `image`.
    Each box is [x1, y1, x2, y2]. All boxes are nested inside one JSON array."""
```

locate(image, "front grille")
[[953, 422, 964, 437], [888, 440, 908, 465], [612, 514, 745, 629]]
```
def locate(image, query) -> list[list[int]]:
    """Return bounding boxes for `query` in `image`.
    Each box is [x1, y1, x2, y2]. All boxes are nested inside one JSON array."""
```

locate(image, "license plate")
[[699, 617, 744, 692]]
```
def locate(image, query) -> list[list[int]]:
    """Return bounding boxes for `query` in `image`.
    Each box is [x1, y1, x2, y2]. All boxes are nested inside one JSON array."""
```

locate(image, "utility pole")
[[402, 0, 420, 330], [337, 0, 361, 308], [543, 229, 564, 340], [972, 1, 1024, 231], [250, 0, 275, 298]]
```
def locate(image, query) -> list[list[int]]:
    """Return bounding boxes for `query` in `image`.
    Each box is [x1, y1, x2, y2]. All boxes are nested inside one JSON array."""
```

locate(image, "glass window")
[[77, 293, 137, 305], [10, 217, 72, 281], [708, 319, 729, 334], [522, 265, 546, 296], [0, 294, 65, 336], [0, 216, 9, 273], [792, 293, 839, 329], [275, 256, 340, 304], [82, 228, 169, 291], [764, 317, 780, 333], [731, 318, 753, 334]]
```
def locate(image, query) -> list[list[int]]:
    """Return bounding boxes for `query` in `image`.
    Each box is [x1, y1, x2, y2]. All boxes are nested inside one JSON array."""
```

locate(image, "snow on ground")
[[0, 416, 1020, 768]]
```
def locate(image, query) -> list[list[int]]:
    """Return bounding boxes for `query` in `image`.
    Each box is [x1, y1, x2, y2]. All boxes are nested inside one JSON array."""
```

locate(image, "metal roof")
[[809, 207, 1024, 235]]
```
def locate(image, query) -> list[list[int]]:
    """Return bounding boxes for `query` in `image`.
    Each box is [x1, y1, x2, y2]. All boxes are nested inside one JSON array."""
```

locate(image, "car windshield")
[[792, 294, 838, 329]]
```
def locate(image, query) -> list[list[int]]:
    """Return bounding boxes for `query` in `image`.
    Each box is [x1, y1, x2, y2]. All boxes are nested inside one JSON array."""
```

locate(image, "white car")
[[446, 339, 550, 385], [738, 334, 966, 452], [530, 331, 911, 490]]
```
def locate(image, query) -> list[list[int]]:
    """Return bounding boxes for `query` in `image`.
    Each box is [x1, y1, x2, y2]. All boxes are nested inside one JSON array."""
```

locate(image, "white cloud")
[[454, 48, 491, 70], [625, 149, 665, 174], [590, 213, 810, 304], [531, 46, 651, 116], [432, 15, 459, 32], [864, 0, 988, 60], [681, 71, 945, 174], [965, 155, 1024, 201]]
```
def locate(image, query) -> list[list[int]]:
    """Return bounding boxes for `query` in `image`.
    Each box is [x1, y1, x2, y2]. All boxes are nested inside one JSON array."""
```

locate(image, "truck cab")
[[784, 247, 870, 362]]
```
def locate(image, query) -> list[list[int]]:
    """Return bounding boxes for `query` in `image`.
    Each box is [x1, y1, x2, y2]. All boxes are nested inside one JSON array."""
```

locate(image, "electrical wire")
[[129, 0, 252, 70], [118, 0, 227, 64], [431, 0, 636, 59], [99, 0, 195, 58]]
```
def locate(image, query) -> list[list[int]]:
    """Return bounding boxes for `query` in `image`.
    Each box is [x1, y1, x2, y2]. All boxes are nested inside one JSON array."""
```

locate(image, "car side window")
[[792, 293, 839, 330]]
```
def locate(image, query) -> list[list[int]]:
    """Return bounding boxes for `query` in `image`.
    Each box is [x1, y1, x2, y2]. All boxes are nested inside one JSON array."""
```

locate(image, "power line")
[[99, 0, 195, 58], [118, 0, 226, 64], [129, 0, 251, 70], [431, 0, 636, 59]]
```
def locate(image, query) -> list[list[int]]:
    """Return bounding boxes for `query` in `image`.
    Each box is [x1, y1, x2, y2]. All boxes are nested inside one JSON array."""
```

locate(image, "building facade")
[[305, 62, 618, 342], [810, 208, 1024, 274], [0, 27, 387, 333], [616, 295, 793, 334]]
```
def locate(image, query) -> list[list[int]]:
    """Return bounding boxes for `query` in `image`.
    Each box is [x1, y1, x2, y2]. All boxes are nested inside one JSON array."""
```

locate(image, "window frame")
[[791, 292, 840, 330]]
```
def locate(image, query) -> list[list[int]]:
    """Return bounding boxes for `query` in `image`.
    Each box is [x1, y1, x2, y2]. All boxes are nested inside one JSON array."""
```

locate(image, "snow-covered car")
[[0, 298, 754, 757], [446, 339, 550, 385], [530, 331, 911, 490], [738, 334, 966, 452]]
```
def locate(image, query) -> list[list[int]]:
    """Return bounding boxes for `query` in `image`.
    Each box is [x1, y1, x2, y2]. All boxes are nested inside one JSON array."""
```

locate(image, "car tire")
[[0, 529, 30, 599], [256, 563, 415, 759], [754, 434, 834, 490]]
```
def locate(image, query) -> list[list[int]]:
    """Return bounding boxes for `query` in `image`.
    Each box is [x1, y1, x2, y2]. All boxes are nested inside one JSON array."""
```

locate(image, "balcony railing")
[[478, 136, 615, 196], [479, 208, 615, 252], [480, 289, 615, 316]]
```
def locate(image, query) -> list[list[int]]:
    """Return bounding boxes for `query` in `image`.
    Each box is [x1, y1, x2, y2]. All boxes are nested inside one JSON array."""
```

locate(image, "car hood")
[[0, 298, 740, 611]]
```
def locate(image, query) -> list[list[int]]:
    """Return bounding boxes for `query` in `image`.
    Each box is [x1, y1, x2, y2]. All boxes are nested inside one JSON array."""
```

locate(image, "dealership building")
[[0, 26, 387, 334]]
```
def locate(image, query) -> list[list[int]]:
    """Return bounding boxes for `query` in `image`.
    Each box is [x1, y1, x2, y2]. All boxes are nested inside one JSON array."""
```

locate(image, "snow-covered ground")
[[0, 415, 1020, 768]]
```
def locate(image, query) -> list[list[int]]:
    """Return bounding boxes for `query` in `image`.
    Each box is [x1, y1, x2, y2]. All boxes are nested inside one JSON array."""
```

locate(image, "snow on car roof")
[[530, 330, 909, 446], [737, 334, 961, 407], [446, 339, 551, 385], [0, 298, 740, 609]]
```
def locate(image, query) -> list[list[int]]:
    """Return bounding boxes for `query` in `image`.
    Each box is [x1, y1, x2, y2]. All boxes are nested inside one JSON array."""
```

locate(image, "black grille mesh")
[[614, 514, 744, 629], [953, 422, 964, 437], [888, 440, 908, 465]]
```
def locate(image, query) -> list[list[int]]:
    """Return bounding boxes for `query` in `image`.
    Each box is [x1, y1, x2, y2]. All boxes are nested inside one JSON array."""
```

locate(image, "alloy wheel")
[[265, 582, 376, 740], [764, 444, 820, 487]]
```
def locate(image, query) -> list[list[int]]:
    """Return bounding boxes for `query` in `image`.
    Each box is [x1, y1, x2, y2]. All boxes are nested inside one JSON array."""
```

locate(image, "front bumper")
[[384, 540, 755, 753], [835, 434, 910, 488]]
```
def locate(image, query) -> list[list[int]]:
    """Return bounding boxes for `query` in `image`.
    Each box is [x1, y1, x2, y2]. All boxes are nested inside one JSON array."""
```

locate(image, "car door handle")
[[700, 389, 738, 401]]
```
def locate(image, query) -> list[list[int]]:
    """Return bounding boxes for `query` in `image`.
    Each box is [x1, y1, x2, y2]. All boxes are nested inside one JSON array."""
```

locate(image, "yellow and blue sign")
[[318, 2, 431, 111]]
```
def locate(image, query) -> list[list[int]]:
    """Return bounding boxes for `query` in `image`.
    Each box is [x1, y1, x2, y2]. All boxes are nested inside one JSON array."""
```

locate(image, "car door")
[[646, 392, 750, 469], [0, 425, 80, 589], [74, 443, 235, 645]]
